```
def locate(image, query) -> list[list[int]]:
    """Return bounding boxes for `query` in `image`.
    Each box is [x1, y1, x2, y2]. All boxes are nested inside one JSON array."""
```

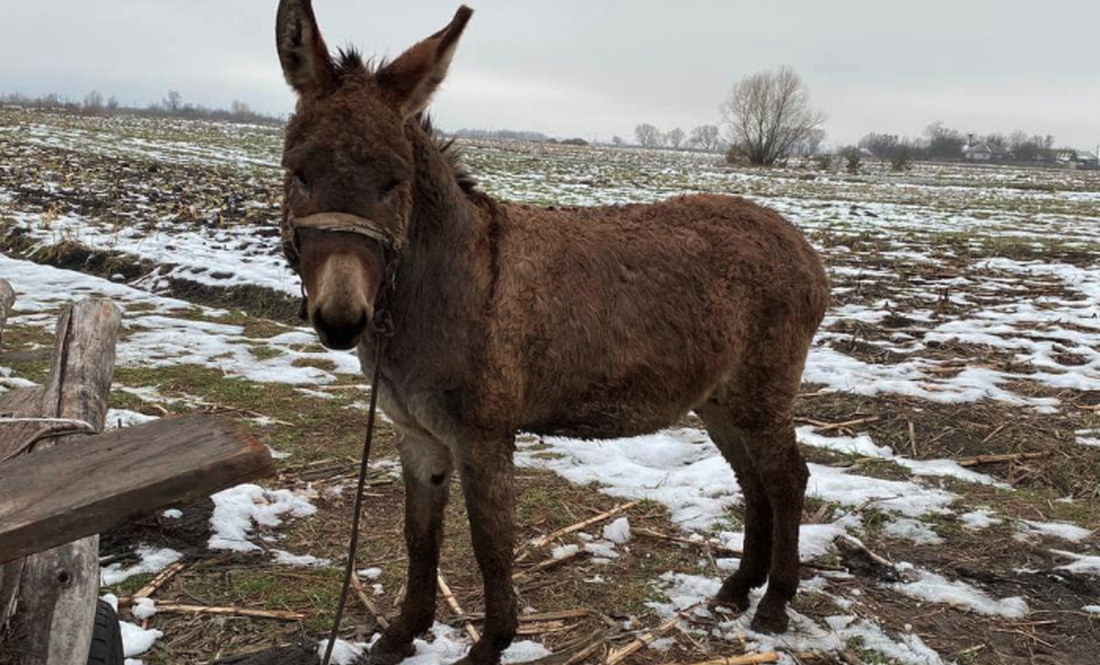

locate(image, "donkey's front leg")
[[456, 436, 518, 665], [367, 433, 453, 665]]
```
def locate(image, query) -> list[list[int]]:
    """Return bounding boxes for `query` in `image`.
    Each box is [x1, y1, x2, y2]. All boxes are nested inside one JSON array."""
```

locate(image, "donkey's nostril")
[[312, 307, 369, 350]]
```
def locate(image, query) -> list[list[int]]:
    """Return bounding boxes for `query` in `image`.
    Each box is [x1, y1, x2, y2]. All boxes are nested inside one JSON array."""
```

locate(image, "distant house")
[[1056, 149, 1099, 170], [964, 141, 1010, 162]]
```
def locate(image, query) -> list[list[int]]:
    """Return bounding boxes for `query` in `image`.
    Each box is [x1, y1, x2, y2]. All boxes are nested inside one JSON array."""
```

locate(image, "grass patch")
[[186, 566, 344, 633], [292, 356, 337, 372], [102, 573, 154, 598], [248, 345, 285, 361], [845, 636, 894, 665]]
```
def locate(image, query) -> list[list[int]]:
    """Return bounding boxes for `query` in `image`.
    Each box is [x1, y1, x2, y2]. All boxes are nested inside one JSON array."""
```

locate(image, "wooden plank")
[[0, 415, 275, 564], [0, 280, 37, 635], [0, 388, 39, 640], [6, 298, 118, 665]]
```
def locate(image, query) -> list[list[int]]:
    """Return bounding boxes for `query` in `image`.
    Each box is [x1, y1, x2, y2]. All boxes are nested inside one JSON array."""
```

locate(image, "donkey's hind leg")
[[748, 421, 807, 633], [698, 392, 809, 633], [695, 403, 772, 611]]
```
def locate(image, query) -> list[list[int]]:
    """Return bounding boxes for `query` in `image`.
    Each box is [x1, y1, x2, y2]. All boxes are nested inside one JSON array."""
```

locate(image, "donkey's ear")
[[378, 5, 473, 118], [276, 0, 337, 97]]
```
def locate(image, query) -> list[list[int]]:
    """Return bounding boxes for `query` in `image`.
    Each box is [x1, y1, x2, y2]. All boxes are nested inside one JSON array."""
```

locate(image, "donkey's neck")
[[390, 122, 495, 349]]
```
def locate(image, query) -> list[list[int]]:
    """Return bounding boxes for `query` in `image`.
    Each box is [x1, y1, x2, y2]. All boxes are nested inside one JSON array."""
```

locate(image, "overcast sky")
[[3, 1, 1098, 148]]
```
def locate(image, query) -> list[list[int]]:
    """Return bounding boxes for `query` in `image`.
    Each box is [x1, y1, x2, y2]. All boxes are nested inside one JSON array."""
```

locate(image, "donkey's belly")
[[522, 373, 717, 440], [528, 416, 680, 440]]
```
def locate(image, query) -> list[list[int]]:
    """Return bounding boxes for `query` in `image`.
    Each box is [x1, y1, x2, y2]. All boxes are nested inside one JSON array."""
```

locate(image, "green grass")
[[846, 636, 894, 665], [102, 573, 154, 597]]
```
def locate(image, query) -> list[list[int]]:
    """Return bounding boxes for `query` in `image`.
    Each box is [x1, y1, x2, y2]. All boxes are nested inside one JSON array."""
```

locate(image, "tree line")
[[1, 89, 283, 126], [631, 124, 721, 152], [851, 124, 1059, 163], [633, 66, 1075, 167]]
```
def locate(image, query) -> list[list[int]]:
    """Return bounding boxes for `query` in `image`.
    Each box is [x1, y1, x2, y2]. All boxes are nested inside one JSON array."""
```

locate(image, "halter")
[[284, 212, 401, 264], [283, 211, 402, 319]]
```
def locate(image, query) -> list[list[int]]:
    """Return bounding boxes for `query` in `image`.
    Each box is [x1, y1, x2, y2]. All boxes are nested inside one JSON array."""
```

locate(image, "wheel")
[[87, 599, 124, 665]]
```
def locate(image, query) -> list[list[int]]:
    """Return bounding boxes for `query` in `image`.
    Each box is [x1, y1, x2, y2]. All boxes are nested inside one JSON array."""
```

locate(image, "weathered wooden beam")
[[0, 415, 274, 564], [0, 388, 39, 644], [0, 274, 38, 630], [6, 298, 118, 665]]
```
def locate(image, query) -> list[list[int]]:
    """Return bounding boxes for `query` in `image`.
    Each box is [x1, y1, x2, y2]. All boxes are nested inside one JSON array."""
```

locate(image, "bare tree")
[[163, 90, 183, 112], [634, 123, 660, 148], [719, 66, 826, 166], [1009, 130, 1051, 161], [689, 124, 721, 152], [924, 121, 965, 160], [666, 127, 686, 150], [611, 135, 624, 147], [859, 132, 900, 160], [796, 128, 826, 156], [82, 90, 103, 115]]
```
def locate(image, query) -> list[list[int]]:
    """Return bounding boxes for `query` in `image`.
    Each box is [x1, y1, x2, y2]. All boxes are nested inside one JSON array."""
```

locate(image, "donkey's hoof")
[[358, 642, 415, 665], [451, 639, 503, 665], [709, 597, 750, 616], [749, 608, 790, 634], [714, 580, 754, 613]]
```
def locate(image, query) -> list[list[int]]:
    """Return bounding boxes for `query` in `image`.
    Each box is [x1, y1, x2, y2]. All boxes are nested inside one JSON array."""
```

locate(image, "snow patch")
[[318, 623, 550, 665], [1052, 550, 1100, 575], [960, 509, 1001, 530], [884, 518, 944, 545], [1016, 520, 1092, 542], [272, 550, 331, 567], [552, 544, 580, 560], [208, 484, 317, 551], [101, 546, 183, 586], [120, 620, 162, 658], [131, 598, 157, 620], [603, 517, 631, 544], [888, 568, 1028, 618]]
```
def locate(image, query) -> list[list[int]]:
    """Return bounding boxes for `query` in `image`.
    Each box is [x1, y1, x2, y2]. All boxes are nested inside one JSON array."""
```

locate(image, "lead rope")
[[321, 309, 395, 665]]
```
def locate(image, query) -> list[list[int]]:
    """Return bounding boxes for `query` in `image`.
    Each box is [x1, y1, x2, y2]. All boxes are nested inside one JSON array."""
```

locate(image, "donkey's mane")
[[336, 47, 370, 80], [419, 114, 479, 195]]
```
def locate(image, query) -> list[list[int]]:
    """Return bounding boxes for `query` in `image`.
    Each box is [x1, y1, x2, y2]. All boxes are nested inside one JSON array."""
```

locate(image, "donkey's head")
[[276, 0, 472, 349]]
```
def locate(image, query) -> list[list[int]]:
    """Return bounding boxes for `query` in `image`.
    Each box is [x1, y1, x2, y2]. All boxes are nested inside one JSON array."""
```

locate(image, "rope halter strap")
[[283, 211, 402, 320], [285, 212, 399, 264]]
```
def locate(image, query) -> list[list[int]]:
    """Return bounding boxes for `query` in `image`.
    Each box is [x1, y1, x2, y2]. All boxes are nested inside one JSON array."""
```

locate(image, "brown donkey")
[[275, 2, 828, 662]]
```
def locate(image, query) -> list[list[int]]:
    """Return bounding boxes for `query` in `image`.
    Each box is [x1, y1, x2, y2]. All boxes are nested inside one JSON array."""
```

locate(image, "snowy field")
[[1, 108, 1099, 665]]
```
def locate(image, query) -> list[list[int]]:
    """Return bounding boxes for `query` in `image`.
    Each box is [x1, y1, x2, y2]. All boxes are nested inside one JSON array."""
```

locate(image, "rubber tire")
[[87, 599, 124, 665]]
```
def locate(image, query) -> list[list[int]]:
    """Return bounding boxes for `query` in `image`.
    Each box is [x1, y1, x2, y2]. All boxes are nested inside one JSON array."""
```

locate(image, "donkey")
[[275, 2, 829, 662]]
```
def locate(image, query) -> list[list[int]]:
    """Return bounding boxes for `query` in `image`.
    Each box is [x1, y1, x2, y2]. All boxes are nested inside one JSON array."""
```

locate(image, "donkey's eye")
[[293, 173, 310, 192], [381, 179, 401, 201]]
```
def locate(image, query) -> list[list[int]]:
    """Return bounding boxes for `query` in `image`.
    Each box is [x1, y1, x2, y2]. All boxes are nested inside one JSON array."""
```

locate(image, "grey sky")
[[3, 1, 1098, 148]]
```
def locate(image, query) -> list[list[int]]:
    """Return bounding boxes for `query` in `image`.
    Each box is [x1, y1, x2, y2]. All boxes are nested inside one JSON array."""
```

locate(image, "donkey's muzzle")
[[312, 306, 369, 350]]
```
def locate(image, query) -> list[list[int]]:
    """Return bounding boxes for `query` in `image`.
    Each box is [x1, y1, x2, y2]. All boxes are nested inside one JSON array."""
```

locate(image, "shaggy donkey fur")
[[275, 2, 829, 663]]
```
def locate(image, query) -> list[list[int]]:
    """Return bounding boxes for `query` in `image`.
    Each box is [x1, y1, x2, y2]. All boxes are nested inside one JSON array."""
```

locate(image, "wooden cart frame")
[[0, 281, 273, 664]]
